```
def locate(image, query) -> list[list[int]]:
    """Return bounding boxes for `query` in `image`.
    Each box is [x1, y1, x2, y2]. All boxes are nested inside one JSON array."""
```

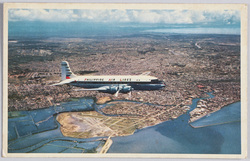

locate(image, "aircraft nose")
[[161, 82, 166, 88]]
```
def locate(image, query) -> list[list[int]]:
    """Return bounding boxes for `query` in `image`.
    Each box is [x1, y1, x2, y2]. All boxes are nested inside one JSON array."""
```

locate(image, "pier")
[[100, 136, 113, 154]]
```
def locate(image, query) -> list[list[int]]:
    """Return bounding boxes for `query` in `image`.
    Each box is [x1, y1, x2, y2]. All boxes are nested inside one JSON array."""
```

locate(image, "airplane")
[[52, 61, 166, 96]]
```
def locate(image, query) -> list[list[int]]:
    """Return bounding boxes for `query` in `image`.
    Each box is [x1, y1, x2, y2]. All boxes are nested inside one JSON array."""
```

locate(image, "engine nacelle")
[[106, 86, 119, 94], [102, 85, 133, 94], [120, 86, 133, 93]]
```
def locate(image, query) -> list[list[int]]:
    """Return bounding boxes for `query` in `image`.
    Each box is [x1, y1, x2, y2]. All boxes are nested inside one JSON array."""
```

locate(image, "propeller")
[[128, 91, 132, 98], [114, 87, 121, 97]]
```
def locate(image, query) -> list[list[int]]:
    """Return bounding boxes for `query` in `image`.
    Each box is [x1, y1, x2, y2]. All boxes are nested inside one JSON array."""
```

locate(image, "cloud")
[[9, 9, 75, 22], [8, 9, 240, 26]]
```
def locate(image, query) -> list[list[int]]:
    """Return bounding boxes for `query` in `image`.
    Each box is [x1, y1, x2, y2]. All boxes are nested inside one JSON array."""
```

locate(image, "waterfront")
[[8, 97, 241, 154], [108, 99, 241, 154], [8, 98, 107, 153]]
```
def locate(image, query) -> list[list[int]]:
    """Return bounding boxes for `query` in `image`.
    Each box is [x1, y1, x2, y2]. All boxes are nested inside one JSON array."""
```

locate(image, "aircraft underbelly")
[[132, 84, 162, 90]]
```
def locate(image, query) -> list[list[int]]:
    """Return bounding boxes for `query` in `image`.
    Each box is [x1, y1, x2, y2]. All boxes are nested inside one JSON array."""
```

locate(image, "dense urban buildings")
[[8, 34, 240, 124]]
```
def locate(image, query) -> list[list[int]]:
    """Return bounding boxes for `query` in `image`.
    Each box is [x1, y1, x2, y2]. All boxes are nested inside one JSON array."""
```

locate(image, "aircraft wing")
[[140, 71, 151, 75], [50, 79, 73, 86], [74, 86, 110, 91]]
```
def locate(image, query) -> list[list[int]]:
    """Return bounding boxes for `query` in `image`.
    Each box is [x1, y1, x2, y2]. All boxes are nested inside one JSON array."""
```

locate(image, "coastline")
[[190, 101, 241, 128], [8, 96, 241, 153]]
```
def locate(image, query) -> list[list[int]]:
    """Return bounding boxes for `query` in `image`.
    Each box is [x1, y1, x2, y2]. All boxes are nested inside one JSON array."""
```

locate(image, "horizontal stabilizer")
[[140, 71, 151, 75], [50, 79, 73, 86]]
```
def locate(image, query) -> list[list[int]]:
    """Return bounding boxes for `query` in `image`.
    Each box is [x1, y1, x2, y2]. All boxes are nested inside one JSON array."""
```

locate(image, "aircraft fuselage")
[[69, 75, 165, 93], [53, 61, 166, 94]]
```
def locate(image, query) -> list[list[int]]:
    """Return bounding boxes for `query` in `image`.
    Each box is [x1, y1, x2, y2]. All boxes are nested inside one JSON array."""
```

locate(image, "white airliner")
[[53, 61, 165, 96]]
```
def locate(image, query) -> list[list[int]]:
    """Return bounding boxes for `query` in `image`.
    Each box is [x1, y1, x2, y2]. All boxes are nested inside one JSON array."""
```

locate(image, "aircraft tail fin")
[[61, 61, 76, 80]]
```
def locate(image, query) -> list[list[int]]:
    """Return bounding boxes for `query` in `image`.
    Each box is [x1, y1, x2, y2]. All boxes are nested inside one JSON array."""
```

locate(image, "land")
[[57, 100, 190, 138], [57, 111, 146, 138], [8, 33, 240, 125]]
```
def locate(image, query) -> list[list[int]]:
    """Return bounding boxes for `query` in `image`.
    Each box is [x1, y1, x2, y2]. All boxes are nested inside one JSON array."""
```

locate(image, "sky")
[[9, 9, 240, 25], [8, 9, 241, 38]]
